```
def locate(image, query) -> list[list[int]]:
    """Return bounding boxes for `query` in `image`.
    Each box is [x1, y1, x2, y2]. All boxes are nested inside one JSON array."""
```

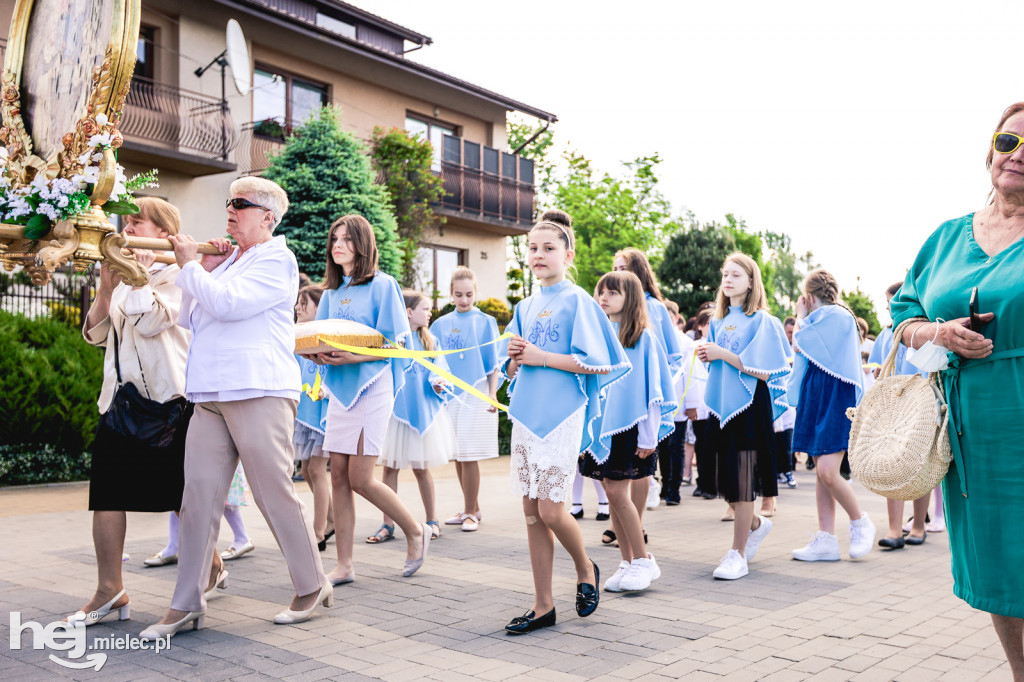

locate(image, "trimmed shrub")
[[0, 310, 104, 453], [0, 444, 91, 485]]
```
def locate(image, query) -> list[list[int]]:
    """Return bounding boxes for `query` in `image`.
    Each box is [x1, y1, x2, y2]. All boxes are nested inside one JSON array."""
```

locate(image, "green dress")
[[892, 212, 1024, 618]]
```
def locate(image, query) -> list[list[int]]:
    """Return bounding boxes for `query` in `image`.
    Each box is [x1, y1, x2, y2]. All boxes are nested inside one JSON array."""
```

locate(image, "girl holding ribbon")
[[786, 269, 876, 562], [582, 271, 677, 594], [429, 267, 501, 533], [697, 253, 791, 581], [501, 218, 630, 634], [312, 215, 430, 584], [372, 290, 456, 543]]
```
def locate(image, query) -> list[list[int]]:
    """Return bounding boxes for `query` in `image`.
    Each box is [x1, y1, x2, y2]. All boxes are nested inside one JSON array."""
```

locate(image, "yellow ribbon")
[[671, 351, 699, 418], [301, 367, 324, 402], [318, 332, 514, 412]]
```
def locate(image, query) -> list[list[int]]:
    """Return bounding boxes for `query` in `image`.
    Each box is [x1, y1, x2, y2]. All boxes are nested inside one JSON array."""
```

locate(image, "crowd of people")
[[66, 101, 1024, 677]]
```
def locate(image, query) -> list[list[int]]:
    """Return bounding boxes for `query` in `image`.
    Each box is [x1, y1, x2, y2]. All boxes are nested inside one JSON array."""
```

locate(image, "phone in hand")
[[969, 287, 983, 332]]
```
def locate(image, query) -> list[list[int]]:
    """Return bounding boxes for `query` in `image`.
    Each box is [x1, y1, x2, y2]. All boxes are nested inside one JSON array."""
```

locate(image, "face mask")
[[905, 320, 950, 372]]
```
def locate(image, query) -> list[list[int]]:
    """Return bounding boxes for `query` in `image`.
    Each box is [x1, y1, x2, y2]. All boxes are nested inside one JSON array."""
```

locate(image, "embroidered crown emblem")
[[538, 310, 552, 319], [450, 327, 461, 334], [340, 298, 352, 305], [724, 324, 736, 332]]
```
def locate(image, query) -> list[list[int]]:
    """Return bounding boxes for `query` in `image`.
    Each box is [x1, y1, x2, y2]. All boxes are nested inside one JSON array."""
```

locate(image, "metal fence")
[[0, 267, 95, 328]]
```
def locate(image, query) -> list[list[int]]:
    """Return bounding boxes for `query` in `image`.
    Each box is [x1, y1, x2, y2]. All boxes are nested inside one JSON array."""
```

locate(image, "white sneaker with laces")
[[792, 531, 840, 561], [849, 513, 876, 559], [646, 483, 661, 510], [713, 549, 748, 580], [745, 515, 773, 562], [620, 561, 652, 591], [603, 561, 631, 592]]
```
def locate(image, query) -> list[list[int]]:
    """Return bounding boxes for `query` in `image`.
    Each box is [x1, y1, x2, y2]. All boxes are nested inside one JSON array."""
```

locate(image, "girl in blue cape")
[[786, 269, 876, 563], [613, 248, 684, 512], [581, 271, 676, 594], [501, 218, 630, 634], [870, 280, 938, 549], [312, 215, 430, 585], [371, 290, 456, 544], [429, 266, 500, 533], [294, 285, 333, 552], [697, 253, 790, 581]]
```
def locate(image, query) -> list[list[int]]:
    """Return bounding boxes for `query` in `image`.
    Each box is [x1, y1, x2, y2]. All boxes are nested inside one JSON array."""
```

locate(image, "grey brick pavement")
[[0, 461, 1013, 680]]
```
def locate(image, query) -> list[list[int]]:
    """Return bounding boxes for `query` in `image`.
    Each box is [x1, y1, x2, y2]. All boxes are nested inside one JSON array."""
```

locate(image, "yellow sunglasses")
[[993, 132, 1024, 154]]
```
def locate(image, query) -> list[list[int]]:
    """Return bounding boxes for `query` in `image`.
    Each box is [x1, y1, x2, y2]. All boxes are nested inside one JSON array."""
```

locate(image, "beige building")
[[0, 0, 555, 304]]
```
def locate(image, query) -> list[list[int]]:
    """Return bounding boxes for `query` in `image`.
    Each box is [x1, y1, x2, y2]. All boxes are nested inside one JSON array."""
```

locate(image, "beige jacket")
[[84, 265, 190, 414]]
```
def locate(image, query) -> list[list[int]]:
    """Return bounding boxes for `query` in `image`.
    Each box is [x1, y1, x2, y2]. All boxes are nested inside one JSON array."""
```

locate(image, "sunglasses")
[[225, 197, 271, 212], [993, 132, 1024, 155]]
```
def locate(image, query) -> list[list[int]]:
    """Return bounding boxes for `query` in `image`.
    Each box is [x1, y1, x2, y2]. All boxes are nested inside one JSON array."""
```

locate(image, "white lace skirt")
[[510, 406, 586, 503], [379, 409, 456, 470]]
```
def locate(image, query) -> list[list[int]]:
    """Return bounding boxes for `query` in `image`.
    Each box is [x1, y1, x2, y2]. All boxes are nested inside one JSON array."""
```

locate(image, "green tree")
[[842, 287, 881, 336], [263, 106, 401, 280], [370, 127, 445, 287], [657, 218, 736, 315], [762, 231, 817, 318]]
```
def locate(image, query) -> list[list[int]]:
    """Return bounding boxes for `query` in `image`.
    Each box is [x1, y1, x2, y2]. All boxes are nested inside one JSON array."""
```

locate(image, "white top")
[[637, 402, 661, 449], [176, 235, 301, 403], [84, 264, 189, 413], [676, 347, 710, 421]]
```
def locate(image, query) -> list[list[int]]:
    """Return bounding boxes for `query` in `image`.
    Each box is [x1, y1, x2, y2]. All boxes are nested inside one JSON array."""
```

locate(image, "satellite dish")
[[225, 19, 251, 96]]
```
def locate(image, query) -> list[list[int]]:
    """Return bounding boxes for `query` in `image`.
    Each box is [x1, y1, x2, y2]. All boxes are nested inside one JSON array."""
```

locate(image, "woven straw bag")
[[845, 318, 952, 501]]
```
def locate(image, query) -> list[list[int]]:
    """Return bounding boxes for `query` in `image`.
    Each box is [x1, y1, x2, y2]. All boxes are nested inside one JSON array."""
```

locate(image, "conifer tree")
[[262, 106, 401, 280]]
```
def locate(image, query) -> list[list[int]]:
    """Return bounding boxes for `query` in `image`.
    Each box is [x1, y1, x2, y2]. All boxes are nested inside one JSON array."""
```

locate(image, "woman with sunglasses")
[[142, 177, 329, 641], [891, 103, 1024, 679]]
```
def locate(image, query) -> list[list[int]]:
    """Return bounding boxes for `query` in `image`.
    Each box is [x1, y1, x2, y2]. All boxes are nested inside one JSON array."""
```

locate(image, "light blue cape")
[[296, 354, 328, 434], [501, 279, 631, 453], [646, 293, 685, 373], [785, 305, 865, 407], [392, 332, 449, 435], [587, 327, 677, 464], [869, 325, 927, 377], [705, 307, 792, 424], [429, 308, 503, 394], [316, 272, 412, 409]]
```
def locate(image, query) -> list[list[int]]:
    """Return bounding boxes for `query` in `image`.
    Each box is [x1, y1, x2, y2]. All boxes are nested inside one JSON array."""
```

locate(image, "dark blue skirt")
[[792, 362, 856, 457]]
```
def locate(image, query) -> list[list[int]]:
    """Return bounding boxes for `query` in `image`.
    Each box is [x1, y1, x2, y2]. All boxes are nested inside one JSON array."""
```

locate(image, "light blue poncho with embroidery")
[[786, 304, 865, 407]]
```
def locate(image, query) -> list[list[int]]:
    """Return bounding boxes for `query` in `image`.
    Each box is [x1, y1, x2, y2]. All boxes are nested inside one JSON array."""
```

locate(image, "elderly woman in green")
[[891, 102, 1024, 680]]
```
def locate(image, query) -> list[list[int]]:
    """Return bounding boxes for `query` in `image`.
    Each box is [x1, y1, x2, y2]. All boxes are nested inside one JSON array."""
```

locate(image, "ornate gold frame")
[[0, 0, 145, 285]]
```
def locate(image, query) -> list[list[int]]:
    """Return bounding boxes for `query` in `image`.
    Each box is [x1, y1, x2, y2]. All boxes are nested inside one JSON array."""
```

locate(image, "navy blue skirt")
[[792, 362, 856, 457]]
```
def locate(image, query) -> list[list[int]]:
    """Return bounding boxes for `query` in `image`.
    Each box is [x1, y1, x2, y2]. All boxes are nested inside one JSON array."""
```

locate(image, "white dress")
[[510, 406, 586, 503]]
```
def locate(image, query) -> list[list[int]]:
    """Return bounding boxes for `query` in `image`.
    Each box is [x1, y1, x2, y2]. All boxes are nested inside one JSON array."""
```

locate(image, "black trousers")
[[774, 428, 794, 475], [693, 419, 715, 496], [659, 422, 687, 501]]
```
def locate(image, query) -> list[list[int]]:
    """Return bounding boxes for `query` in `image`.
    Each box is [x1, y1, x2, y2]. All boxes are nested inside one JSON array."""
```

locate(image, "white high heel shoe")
[[204, 566, 229, 597], [273, 583, 333, 625], [68, 589, 130, 627], [139, 611, 204, 641]]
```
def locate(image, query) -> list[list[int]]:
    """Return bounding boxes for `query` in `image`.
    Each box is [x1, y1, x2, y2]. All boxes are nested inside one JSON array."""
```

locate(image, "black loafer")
[[702, 492, 717, 500], [666, 498, 680, 506], [505, 608, 555, 634], [595, 509, 610, 521], [692, 487, 704, 497], [576, 560, 600, 617], [878, 536, 905, 550], [905, 532, 927, 546], [571, 508, 584, 520]]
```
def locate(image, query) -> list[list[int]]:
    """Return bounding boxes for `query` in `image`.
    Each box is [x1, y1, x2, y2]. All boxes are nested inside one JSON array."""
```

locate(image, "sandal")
[[366, 524, 395, 544], [426, 520, 441, 539], [601, 529, 617, 545]]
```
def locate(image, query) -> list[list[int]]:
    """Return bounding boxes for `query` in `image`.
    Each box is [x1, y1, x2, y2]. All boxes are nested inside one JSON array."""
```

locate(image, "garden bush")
[[0, 444, 91, 485], [0, 310, 104, 458]]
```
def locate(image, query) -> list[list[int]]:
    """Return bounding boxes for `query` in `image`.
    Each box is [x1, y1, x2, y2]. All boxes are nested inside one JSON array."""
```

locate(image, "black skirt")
[[705, 380, 778, 503], [88, 402, 193, 512], [580, 425, 658, 481]]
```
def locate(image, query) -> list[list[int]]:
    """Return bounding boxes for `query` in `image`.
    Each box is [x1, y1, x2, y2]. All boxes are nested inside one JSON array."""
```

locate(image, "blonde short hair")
[[134, 197, 181, 236], [229, 177, 289, 230]]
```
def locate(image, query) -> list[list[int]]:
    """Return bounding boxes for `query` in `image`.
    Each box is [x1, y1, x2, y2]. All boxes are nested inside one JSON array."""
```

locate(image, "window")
[[414, 244, 466, 307], [252, 67, 329, 138], [316, 12, 356, 39], [406, 114, 457, 170], [134, 25, 155, 80]]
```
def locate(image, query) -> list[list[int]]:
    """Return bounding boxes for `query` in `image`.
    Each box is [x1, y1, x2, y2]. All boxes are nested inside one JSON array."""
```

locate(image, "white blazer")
[[176, 235, 300, 400], [84, 264, 189, 413]]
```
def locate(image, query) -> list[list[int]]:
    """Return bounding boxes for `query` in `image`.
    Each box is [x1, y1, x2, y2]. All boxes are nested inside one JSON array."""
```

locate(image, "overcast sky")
[[355, 0, 1020, 321]]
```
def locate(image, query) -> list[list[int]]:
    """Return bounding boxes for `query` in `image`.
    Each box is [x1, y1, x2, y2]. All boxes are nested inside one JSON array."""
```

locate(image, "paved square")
[[0, 459, 1012, 680]]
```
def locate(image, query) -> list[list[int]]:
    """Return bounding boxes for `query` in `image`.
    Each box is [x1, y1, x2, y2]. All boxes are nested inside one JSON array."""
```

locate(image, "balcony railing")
[[439, 135, 534, 228], [237, 120, 287, 175], [121, 77, 237, 160]]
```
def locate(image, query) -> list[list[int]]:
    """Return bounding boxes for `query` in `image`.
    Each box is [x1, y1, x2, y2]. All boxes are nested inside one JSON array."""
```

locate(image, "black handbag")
[[97, 323, 191, 449]]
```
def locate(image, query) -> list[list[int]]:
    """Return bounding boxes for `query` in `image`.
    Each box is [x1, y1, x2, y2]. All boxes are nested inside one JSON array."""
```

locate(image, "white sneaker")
[[713, 549, 748, 580], [849, 513, 876, 559], [641, 553, 661, 582], [620, 561, 652, 591], [646, 484, 661, 510], [792, 531, 841, 561], [603, 561, 630, 592], [745, 515, 773, 562]]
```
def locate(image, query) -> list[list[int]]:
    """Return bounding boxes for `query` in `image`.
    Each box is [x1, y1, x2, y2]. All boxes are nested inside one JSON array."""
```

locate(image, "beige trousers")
[[171, 397, 325, 612]]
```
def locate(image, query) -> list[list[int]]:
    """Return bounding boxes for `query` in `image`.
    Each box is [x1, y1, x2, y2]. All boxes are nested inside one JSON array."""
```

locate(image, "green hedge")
[[0, 311, 104, 474], [0, 444, 91, 485]]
